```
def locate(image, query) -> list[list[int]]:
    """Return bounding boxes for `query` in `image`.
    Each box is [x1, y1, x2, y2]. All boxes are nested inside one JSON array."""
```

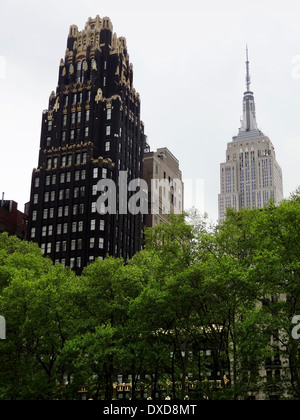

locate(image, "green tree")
[[0, 234, 77, 399]]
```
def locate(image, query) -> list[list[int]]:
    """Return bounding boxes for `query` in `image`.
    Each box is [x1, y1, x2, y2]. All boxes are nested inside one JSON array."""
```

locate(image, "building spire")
[[233, 47, 264, 141], [246, 45, 251, 91]]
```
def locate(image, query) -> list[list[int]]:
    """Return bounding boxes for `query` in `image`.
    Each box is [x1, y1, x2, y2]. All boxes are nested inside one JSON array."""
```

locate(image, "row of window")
[[34, 168, 110, 191], [45, 153, 88, 170], [41, 237, 105, 252], [70, 59, 108, 83], [32, 221, 84, 237], [31, 219, 105, 239], [54, 255, 105, 270], [31, 199, 101, 222], [48, 105, 111, 131]]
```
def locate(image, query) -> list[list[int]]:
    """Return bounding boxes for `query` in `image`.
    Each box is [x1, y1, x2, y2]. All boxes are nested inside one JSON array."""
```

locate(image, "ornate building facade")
[[219, 49, 283, 220], [28, 16, 147, 273]]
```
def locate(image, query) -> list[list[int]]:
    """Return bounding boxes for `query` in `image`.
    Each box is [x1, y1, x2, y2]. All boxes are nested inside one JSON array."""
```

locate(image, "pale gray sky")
[[1, 0, 300, 223]]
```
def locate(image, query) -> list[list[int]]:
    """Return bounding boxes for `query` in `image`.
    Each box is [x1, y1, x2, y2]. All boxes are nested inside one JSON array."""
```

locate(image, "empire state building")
[[218, 49, 283, 221]]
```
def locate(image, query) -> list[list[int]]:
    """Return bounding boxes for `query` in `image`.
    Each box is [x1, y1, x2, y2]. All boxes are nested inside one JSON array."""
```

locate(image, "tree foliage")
[[0, 194, 300, 400]]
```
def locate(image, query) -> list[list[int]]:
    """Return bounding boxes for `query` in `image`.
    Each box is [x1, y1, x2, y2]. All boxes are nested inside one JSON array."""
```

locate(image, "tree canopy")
[[0, 194, 300, 400]]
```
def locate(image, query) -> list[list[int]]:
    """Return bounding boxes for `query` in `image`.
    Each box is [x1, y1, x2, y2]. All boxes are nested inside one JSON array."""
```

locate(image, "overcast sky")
[[1, 0, 300, 223]]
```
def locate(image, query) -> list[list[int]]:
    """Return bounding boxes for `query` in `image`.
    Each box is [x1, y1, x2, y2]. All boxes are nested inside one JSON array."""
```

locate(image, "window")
[[106, 125, 111, 136], [63, 223, 68, 234], [91, 202, 97, 213], [71, 113, 76, 125], [76, 62, 81, 82], [93, 168, 98, 178], [78, 221, 83, 232], [70, 258, 75, 269], [91, 220, 96, 231], [34, 178, 40, 188], [32, 210, 37, 221], [42, 226, 47, 237], [71, 240, 76, 251], [46, 137, 51, 147], [31, 228, 36, 239], [48, 226, 53, 236], [85, 127, 89, 138], [63, 115, 67, 127], [56, 242, 60, 253], [90, 238, 95, 249], [100, 220, 105, 231], [102, 168, 107, 179], [86, 110, 90, 122], [47, 158, 52, 169], [72, 222, 77, 233], [57, 224, 62, 235], [107, 108, 112, 120], [99, 238, 104, 249], [105, 141, 110, 152], [43, 209, 48, 220], [33, 194, 38, 204], [48, 120, 52, 131]]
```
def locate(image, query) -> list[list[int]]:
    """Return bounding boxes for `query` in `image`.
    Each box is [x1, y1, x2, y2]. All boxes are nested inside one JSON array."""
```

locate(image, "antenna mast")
[[246, 45, 251, 91]]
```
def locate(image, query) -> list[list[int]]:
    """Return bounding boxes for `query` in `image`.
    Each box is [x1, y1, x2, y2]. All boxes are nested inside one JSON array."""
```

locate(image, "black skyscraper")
[[28, 16, 147, 273]]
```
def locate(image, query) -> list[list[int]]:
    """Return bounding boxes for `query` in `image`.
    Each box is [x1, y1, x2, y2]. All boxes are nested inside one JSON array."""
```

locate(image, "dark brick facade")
[[28, 16, 147, 274], [0, 200, 27, 240]]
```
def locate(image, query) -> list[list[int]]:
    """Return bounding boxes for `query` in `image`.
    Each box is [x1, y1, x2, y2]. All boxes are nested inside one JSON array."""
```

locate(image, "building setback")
[[219, 49, 283, 221], [28, 16, 147, 274], [143, 148, 184, 228]]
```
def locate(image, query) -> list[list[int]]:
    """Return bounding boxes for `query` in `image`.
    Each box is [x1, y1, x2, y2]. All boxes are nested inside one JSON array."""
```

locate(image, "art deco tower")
[[28, 16, 147, 273], [218, 49, 283, 220]]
